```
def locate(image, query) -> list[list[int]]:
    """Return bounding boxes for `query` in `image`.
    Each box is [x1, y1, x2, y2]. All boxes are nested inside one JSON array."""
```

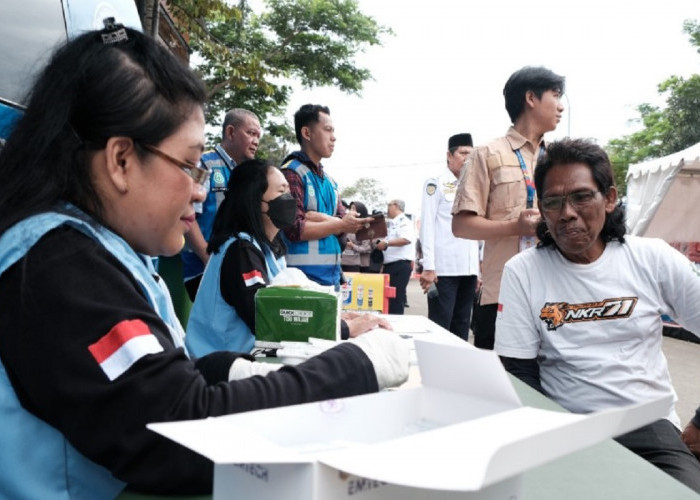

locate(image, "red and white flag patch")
[[242, 269, 265, 287], [89, 319, 163, 381]]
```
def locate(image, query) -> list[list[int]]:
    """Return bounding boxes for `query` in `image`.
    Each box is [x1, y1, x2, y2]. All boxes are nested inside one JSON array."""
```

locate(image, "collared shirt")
[[193, 144, 235, 215], [281, 151, 346, 241], [383, 212, 415, 264], [215, 144, 235, 168], [452, 127, 544, 304], [420, 167, 480, 277]]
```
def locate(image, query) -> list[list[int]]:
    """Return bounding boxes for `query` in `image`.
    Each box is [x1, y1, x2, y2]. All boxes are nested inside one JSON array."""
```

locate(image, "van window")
[[0, 1, 67, 106]]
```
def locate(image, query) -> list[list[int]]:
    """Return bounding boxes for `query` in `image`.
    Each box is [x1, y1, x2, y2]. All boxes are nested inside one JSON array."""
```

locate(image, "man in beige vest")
[[452, 66, 565, 349]]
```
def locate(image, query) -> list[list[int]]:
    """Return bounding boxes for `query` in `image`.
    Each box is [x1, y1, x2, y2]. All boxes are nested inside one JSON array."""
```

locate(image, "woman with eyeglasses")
[[494, 138, 700, 493], [0, 23, 407, 499], [186, 160, 392, 357]]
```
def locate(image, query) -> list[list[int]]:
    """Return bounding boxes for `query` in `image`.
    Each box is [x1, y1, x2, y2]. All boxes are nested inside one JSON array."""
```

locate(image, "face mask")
[[263, 192, 296, 229]]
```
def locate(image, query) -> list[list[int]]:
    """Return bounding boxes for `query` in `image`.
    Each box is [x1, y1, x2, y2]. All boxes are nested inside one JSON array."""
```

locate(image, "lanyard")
[[514, 145, 545, 208]]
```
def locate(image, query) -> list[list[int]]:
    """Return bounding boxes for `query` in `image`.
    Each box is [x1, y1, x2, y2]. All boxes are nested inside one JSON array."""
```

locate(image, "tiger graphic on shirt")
[[540, 297, 638, 331]]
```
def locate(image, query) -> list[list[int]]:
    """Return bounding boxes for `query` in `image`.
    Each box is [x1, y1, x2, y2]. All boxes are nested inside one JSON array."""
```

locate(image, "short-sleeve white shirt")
[[383, 212, 415, 264], [495, 236, 700, 427]]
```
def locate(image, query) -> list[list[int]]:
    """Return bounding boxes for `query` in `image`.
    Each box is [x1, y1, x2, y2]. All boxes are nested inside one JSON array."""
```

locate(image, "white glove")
[[228, 358, 282, 381], [348, 331, 409, 390]]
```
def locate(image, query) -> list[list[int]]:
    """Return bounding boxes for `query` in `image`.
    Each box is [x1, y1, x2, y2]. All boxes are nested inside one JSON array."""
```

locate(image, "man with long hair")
[[495, 138, 700, 493]]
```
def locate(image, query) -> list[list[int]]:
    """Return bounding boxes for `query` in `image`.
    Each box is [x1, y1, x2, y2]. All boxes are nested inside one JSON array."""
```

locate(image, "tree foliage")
[[606, 20, 700, 194], [167, 0, 390, 143], [256, 132, 293, 166], [340, 177, 387, 213]]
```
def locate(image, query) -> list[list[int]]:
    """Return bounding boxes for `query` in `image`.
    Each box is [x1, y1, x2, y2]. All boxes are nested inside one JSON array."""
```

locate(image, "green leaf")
[[167, 0, 392, 148]]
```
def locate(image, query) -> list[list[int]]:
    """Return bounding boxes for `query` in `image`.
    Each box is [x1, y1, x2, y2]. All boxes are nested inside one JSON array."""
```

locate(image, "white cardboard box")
[[149, 340, 670, 499]]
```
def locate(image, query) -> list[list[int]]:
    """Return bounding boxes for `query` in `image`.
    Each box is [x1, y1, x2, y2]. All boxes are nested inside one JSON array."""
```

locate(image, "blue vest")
[[0, 205, 187, 500], [181, 145, 234, 280], [186, 233, 285, 357], [280, 158, 342, 286]]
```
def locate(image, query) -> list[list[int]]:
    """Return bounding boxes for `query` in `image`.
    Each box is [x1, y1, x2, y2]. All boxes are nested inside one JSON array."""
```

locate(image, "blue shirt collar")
[[215, 144, 236, 170]]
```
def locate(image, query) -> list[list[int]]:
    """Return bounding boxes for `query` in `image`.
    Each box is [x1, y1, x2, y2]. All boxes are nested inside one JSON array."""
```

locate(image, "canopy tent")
[[626, 143, 700, 338], [625, 142, 700, 263]]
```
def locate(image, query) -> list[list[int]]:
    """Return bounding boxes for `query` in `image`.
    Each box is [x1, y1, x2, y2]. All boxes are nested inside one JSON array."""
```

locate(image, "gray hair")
[[391, 199, 405, 212], [222, 108, 259, 137]]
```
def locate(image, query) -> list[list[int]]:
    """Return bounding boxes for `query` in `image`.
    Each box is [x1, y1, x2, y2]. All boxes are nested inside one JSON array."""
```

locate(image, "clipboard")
[[355, 213, 387, 241]]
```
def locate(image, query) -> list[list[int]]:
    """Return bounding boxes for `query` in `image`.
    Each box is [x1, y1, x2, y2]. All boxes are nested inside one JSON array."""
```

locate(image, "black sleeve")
[[340, 320, 350, 340], [220, 239, 269, 333], [0, 226, 378, 495], [500, 356, 546, 395], [193, 351, 254, 385], [693, 406, 700, 428]]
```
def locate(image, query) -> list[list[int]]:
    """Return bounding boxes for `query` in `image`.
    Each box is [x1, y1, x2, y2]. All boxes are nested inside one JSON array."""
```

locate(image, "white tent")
[[625, 142, 700, 245]]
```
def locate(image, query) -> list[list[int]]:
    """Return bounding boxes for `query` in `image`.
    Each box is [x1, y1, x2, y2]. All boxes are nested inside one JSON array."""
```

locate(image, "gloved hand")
[[228, 358, 282, 381], [348, 331, 409, 390]]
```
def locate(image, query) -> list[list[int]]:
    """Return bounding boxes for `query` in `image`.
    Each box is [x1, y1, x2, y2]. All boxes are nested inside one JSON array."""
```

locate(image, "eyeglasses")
[[540, 189, 600, 213], [141, 144, 210, 186]]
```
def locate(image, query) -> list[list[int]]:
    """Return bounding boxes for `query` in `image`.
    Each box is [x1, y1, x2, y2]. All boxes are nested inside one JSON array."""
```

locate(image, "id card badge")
[[519, 236, 536, 252]]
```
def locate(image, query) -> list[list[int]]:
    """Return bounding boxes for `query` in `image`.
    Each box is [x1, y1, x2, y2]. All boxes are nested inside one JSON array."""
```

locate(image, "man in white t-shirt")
[[376, 199, 415, 314], [495, 138, 700, 493]]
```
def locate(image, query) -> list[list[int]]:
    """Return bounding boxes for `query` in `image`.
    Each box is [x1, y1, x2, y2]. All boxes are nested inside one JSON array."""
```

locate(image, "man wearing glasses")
[[181, 108, 261, 301], [495, 138, 700, 493], [452, 66, 565, 349]]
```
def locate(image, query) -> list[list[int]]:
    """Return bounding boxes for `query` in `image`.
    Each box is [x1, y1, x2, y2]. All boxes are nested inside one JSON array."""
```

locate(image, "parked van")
[[0, 0, 143, 143]]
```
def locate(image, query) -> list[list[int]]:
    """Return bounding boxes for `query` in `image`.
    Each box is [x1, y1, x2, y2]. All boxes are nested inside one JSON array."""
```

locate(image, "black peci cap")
[[448, 133, 473, 150]]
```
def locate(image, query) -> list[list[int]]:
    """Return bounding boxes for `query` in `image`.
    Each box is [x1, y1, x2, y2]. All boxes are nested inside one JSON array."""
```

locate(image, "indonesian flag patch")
[[89, 319, 163, 381], [242, 269, 265, 287]]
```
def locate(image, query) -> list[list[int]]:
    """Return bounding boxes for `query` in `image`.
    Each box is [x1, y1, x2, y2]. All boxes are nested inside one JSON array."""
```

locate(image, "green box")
[[255, 287, 340, 345]]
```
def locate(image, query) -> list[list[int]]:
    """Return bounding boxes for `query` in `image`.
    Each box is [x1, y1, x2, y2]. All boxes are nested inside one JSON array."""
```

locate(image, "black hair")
[[293, 104, 330, 145], [503, 66, 565, 123], [448, 133, 473, 151], [534, 138, 626, 248], [208, 159, 285, 256], [0, 25, 207, 234], [350, 201, 368, 218]]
